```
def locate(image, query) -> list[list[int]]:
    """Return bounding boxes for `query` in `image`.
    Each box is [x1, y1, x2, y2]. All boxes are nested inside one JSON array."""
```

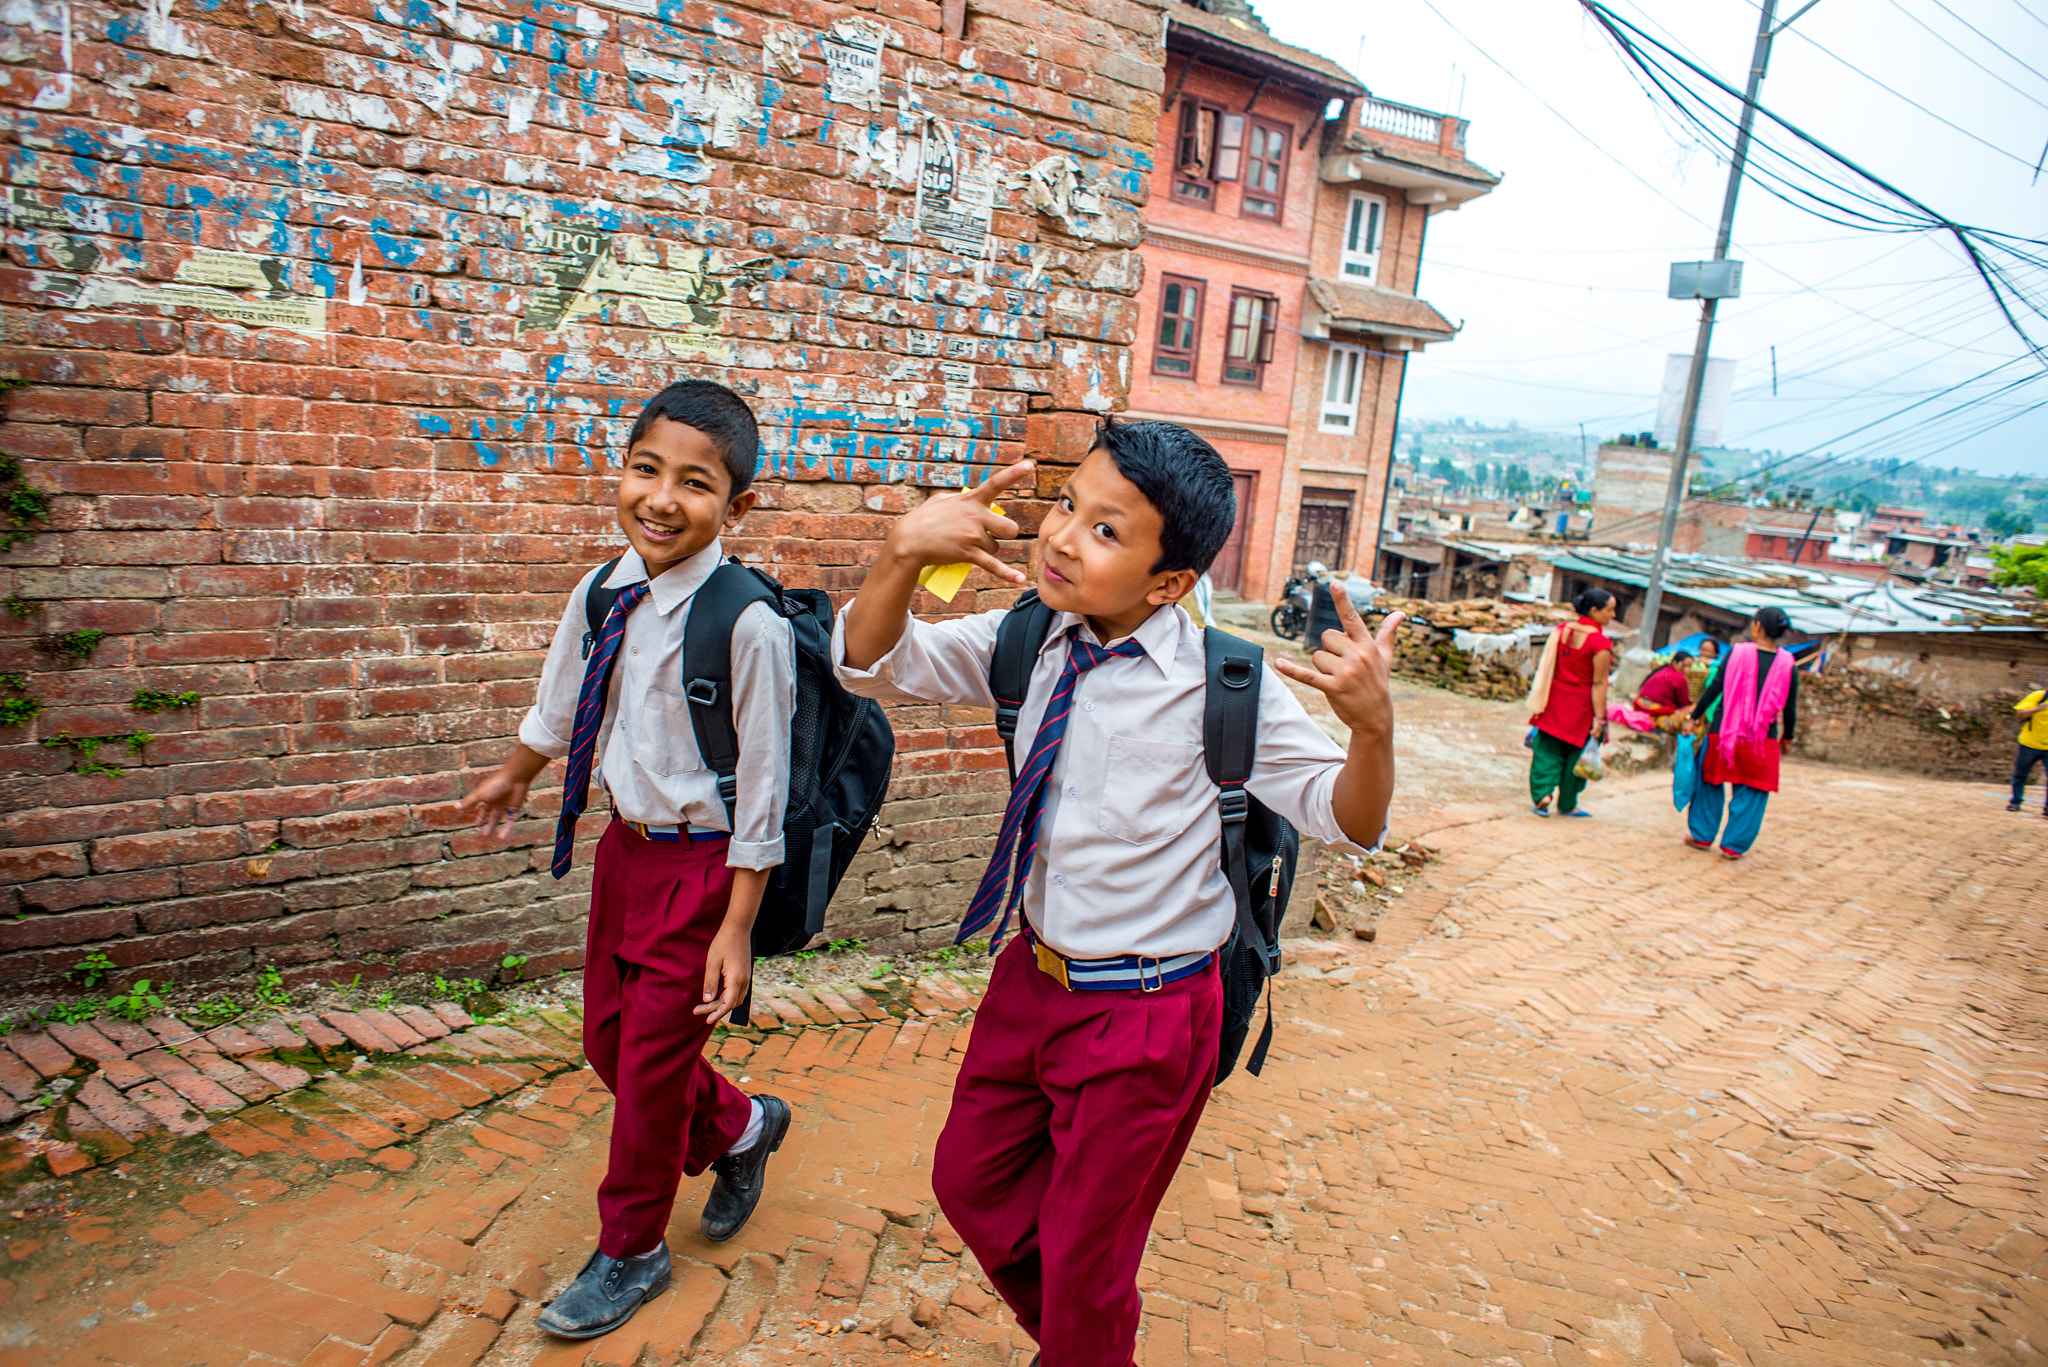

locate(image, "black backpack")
[[583, 559, 895, 970], [988, 593, 1298, 1087]]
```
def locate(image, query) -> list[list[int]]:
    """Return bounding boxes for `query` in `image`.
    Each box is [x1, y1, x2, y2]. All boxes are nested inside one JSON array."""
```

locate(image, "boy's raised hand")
[[1271, 583, 1405, 737], [885, 459, 1035, 585]]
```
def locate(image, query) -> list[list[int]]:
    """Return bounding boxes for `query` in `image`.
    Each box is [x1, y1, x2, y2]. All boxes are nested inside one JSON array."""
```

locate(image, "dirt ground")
[[7, 668, 2047, 1367]]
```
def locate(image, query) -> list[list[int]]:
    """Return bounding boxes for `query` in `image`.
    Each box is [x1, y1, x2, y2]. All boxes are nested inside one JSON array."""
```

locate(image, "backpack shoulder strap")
[[988, 591, 1056, 782], [581, 557, 626, 659], [1203, 627, 1268, 963], [682, 561, 783, 825]]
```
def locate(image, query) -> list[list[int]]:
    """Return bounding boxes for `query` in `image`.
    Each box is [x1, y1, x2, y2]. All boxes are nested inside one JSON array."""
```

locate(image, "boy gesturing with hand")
[[837, 419, 1399, 1367]]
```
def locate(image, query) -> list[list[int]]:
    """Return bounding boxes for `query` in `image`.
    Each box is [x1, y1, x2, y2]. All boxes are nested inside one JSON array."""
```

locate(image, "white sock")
[[626, 1244, 664, 1261], [727, 1098, 765, 1156]]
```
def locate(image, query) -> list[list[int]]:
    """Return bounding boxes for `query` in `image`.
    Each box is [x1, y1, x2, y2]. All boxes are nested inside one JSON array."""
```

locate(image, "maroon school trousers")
[[584, 819, 754, 1258], [932, 934, 1222, 1367]]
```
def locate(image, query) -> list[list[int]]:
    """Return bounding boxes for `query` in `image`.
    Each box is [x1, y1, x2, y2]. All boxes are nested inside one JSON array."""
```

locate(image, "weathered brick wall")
[[0, 0, 1166, 998], [1790, 671, 2034, 783]]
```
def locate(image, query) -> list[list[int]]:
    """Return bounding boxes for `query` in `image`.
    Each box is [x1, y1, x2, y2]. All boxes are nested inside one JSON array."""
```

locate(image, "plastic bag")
[[1574, 737, 1605, 782], [1672, 734, 1699, 810], [1523, 726, 1539, 750]]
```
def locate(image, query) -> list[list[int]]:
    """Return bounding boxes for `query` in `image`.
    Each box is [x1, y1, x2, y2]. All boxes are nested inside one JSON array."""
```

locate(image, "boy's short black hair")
[[627, 380, 760, 499], [1091, 416, 1236, 575]]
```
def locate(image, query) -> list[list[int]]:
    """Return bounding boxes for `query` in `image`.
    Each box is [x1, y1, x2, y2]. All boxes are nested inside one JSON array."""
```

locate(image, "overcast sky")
[[1251, 0, 2048, 479]]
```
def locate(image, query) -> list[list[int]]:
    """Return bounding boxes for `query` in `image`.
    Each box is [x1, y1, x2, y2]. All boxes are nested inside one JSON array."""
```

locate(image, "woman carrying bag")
[[1684, 607, 1800, 859], [1525, 588, 1616, 818]]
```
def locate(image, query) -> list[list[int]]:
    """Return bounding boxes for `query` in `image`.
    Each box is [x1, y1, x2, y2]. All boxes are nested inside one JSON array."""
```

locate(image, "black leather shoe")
[[536, 1245, 670, 1338], [701, 1096, 791, 1242]]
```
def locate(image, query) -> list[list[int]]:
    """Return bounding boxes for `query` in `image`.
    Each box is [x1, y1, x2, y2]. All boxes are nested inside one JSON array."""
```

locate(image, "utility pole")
[[1637, 0, 1786, 649]]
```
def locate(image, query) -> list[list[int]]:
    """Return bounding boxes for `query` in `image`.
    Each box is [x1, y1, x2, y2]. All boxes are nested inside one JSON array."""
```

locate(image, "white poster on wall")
[[1653, 354, 1735, 448]]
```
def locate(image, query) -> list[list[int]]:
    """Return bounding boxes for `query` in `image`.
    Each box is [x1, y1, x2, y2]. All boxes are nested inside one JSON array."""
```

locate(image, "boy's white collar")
[[1049, 601, 1186, 676], [602, 539, 724, 614]]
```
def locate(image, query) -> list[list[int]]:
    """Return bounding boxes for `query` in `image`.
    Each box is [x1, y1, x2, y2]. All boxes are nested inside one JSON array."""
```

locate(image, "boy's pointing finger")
[[1329, 582, 1370, 640], [972, 460, 1034, 504]]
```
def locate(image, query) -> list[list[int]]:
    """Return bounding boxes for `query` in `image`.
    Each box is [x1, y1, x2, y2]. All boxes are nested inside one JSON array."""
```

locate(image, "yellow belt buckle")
[[1034, 939, 1071, 990]]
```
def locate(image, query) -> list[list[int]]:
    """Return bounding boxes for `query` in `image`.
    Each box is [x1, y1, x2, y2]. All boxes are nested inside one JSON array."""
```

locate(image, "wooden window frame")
[[1153, 274, 1204, 378], [1222, 289, 1278, 388], [1173, 101, 1220, 206], [1239, 116, 1292, 223], [1319, 343, 1364, 432], [1340, 191, 1385, 283]]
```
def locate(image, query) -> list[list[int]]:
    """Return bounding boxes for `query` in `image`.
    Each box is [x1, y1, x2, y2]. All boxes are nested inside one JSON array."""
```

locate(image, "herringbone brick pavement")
[[4, 764, 2043, 1367]]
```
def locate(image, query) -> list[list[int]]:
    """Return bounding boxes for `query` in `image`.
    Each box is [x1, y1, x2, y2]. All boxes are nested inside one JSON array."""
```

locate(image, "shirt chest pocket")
[[635, 682, 704, 777], [1093, 734, 1206, 846]]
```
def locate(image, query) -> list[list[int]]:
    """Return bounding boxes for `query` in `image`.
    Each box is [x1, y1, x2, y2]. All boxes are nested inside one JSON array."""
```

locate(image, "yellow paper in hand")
[[917, 505, 1002, 603]]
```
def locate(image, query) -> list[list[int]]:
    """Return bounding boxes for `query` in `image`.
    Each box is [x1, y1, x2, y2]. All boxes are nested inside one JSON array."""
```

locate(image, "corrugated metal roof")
[[1549, 550, 2040, 636]]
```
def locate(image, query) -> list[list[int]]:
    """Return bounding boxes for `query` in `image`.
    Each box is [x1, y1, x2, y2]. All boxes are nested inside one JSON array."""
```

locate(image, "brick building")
[[1125, 1, 1496, 603], [0, 0, 1173, 995]]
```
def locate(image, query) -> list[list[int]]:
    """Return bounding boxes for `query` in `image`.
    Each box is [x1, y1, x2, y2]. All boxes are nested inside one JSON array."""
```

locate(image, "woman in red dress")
[[1633, 650, 1695, 732], [1685, 608, 1800, 859], [1525, 589, 1615, 818]]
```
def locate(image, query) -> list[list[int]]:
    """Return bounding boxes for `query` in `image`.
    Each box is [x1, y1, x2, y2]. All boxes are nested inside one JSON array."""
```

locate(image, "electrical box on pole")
[[1668, 260, 1744, 300]]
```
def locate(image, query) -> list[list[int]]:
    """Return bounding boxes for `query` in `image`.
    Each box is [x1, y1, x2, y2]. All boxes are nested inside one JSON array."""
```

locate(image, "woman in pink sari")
[[1684, 608, 1800, 859]]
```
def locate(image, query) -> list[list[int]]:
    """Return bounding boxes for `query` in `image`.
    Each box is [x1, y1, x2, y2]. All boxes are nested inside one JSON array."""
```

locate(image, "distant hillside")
[[1400, 419, 2045, 536]]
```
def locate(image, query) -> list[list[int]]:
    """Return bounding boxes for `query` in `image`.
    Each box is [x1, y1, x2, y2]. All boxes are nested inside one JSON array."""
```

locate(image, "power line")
[[1772, 22, 2042, 169], [1893, 0, 2048, 111], [1582, 2, 2048, 360]]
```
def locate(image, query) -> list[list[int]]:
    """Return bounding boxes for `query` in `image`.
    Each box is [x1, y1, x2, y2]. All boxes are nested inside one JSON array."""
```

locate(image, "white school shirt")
[[831, 601, 1376, 960], [519, 542, 793, 870]]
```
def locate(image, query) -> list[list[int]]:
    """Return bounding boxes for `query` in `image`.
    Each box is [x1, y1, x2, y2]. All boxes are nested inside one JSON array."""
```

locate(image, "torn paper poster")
[[761, 24, 803, 75], [941, 359, 974, 410], [172, 249, 285, 291], [1018, 153, 1080, 221], [82, 277, 326, 331], [823, 18, 886, 108], [519, 220, 766, 358], [5, 187, 109, 233], [915, 123, 996, 255]]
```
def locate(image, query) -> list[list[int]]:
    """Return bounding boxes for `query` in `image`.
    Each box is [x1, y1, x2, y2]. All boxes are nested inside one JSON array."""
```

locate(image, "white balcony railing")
[[1355, 96, 1457, 149]]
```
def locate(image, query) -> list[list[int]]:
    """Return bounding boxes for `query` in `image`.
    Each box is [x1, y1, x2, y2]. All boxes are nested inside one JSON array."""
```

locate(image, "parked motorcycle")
[[1270, 575, 1312, 640]]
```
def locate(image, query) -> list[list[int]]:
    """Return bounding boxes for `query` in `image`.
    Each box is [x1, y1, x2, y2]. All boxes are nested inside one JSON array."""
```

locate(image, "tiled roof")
[[1167, 4, 1368, 98], [1308, 278, 1457, 339]]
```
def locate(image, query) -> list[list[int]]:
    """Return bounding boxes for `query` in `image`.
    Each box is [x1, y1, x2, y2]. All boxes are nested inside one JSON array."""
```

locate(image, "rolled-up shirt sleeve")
[[517, 568, 600, 761], [1246, 665, 1382, 857], [727, 599, 795, 870], [831, 604, 1003, 708]]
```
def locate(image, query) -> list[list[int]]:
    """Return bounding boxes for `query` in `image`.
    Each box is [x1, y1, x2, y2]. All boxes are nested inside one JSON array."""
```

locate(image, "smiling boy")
[[835, 418, 1401, 1367], [459, 381, 795, 1338]]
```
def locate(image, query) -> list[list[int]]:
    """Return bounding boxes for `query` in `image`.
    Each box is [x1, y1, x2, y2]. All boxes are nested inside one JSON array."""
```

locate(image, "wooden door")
[[1292, 488, 1354, 574], [1212, 472, 1255, 591]]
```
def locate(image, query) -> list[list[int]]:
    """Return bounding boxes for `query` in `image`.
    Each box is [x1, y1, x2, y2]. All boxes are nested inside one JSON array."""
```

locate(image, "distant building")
[[1128, 0, 1498, 601]]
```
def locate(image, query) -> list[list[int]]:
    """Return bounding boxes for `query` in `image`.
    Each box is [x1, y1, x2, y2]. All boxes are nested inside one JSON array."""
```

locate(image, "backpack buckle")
[[686, 679, 719, 707], [1217, 786, 1249, 825], [993, 700, 1021, 739], [1219, 658, 1256, 690], [717, 773, 738, 806], [580, 631, 596, 661]]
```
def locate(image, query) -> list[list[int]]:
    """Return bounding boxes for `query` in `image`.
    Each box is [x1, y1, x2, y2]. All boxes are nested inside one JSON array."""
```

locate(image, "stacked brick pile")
[[0, 0, 1169, 996], [1371, 595, 1571, 702]]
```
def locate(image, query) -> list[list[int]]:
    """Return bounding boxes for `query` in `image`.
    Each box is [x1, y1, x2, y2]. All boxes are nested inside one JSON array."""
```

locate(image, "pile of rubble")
[[1369, 596, 1574, 701]]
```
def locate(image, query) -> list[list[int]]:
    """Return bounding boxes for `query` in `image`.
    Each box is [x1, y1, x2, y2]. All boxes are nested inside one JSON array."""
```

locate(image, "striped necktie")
[[959, 633, 1146, 948], [551, 581, 651, 879]]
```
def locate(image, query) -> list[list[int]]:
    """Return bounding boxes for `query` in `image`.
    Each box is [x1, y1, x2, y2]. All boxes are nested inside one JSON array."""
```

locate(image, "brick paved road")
[[6, 763, 2045, 1366]]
